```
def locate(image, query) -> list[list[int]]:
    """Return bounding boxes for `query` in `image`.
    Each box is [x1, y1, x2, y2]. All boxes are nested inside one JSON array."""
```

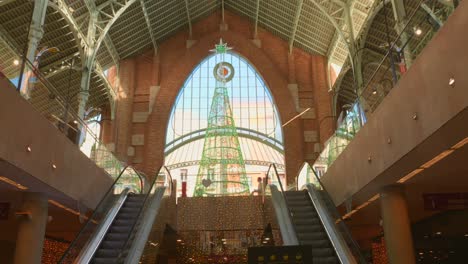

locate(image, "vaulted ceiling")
[[0, 0, 452, 116]]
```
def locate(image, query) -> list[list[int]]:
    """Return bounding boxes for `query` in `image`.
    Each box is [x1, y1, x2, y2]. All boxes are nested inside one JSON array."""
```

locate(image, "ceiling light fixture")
[[414, 27, 422, 36], [451, 137, 468, 149], [48, 199, 81, 216], [0, 176, 28, 190], [52, 164, 57, 169], [26, 146, 32, 152], [13, 59, 20, 66], [448, 77, 455, 87], [333, 136, 465, 223]]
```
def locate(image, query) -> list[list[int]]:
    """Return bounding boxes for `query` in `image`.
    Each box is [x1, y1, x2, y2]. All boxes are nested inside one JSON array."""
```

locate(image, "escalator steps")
[[90, 194, 145, 264], [284, 191, 340, 264]]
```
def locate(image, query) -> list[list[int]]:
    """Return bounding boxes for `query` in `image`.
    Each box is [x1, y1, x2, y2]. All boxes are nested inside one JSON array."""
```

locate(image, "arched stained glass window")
[[164, 52, 285, 197]]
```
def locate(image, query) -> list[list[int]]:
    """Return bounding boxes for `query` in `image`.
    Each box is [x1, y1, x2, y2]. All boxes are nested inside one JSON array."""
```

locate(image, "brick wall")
[[106, 10, 333, 184]]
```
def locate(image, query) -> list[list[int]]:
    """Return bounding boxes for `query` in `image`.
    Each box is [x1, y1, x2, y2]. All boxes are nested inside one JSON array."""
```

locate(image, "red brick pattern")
[[104, 10, 333, 184]]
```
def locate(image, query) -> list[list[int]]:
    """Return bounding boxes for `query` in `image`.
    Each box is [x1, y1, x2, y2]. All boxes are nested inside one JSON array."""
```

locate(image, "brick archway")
[[143, 30, 304, 184]]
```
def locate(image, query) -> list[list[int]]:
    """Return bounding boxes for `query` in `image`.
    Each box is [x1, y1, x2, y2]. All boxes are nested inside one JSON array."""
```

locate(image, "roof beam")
[[83, 0, 120, 67], [289, 0, 304, 53], [254, 0, 261, 38], [43, 52, 81, 75], [48, 0, 115, 103], [307, 0, 353, 60], [139, 0, 157, 52], [103, 35, 120, 67], [78, 0, 137, 118], [421, 3, 443, 27], [0, 23, 20, 54], [221, 0, 225, 23], [0, 0, 16, 7], [183, 0, 192, 37]]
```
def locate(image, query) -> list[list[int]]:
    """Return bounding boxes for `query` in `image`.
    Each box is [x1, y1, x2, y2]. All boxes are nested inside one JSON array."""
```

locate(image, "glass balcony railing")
[[0, 48, 145, 192], [304, 0, 459, 183]]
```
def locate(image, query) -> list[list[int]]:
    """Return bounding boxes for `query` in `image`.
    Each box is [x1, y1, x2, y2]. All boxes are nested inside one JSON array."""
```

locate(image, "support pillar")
[[77, 89, 90, 121], [391, 0, 414, 67], [13, 192, 48, 264], [19, 0, 48, 98], [25, 0, 48, 63], [380, 184, 416, 264], [77, 11, 98, 119]]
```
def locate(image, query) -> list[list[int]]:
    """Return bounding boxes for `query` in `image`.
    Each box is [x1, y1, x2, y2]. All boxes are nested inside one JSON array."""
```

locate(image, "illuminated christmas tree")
[[194, 39, 250, 196]]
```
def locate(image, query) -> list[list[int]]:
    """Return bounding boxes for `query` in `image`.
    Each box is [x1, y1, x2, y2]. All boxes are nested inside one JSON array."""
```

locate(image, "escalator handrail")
[[117, 165, 165, 261], [162, 165, 174, 196], [58, 165, 133, 263], [265, 163, 301, 245], [75, 188, 131, 263], [134, 169, 149, 193], [307, 163, 367, 263]]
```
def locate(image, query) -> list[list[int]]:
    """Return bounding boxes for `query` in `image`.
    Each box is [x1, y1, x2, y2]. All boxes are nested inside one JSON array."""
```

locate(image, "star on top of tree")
[[210, 38, 232, 54]]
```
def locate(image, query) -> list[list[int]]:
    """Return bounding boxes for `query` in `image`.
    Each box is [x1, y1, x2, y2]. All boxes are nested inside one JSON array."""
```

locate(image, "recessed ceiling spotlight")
[[26, 146, 32, 152], [448, 77, 455, 87], [13, 59, 20, 66], [52, 164, 57, 169], [435, 231, 442, 235], [372, 89, 377, 95]]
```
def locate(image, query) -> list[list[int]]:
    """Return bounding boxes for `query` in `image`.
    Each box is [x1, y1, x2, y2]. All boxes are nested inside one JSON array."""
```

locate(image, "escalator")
[[59, 166, 174, 264], [92, 193, 145, 263], [266, 164, 366, 264], [284, 190, 339, 264]]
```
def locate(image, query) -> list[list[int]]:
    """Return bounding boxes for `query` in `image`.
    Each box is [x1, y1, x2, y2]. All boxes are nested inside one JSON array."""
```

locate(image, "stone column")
[[13, 192, 48, 264], [391, 0, 414, 67], [380, 184, 416, 264]]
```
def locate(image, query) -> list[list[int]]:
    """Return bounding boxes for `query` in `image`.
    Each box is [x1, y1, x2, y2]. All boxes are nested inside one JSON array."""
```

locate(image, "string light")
[[41, 238, 69, 264], [175, 196, 282, 263]]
